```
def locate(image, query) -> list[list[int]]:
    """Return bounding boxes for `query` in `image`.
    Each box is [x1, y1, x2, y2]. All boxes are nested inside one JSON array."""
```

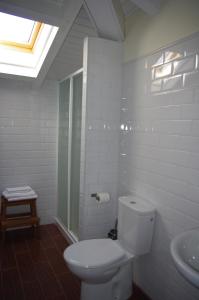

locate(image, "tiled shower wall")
[[0, 79, 58, 224], [120, 33, 199, 300], [79, 37, 122, 239]]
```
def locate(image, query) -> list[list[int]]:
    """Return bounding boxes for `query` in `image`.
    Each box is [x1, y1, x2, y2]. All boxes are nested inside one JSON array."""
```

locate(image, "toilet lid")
[[64, 239, 126, 269]]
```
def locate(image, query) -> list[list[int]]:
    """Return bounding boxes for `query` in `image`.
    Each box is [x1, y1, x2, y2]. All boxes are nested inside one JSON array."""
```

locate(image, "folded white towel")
[[2, 191, 37, 200], [6, 195, 38, 201], [5, 186, 32, 193]]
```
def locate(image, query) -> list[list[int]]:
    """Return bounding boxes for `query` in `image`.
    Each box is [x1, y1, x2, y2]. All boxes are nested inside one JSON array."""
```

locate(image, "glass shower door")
[[57, 79, 70, 228], [57, 70, 82, 239], [69, 72, 82, 237]]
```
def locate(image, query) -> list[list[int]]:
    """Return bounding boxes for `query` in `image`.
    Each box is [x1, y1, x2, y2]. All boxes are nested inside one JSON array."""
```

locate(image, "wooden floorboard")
[[0, 224, 150, 300]]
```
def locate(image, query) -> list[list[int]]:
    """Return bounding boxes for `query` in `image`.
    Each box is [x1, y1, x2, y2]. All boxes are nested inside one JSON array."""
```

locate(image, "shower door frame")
[[58, 67, 83, 242]]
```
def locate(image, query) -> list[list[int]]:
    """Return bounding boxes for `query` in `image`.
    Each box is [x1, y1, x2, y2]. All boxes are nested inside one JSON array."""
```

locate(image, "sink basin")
[[170, 229, 199, 288]]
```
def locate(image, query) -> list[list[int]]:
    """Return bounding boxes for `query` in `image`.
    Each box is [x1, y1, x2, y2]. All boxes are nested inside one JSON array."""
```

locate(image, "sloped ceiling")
[[120, 0, 138, 16], [47, 6, 97, 81], [0, 0, 83, 84], [0, 0, 127, 83], [121, 0, 166, 16], [0, 0, 163, 83]]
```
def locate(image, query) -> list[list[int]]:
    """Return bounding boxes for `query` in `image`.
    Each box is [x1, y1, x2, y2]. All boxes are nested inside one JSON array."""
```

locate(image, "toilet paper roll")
[[96, 192, 110, 203]]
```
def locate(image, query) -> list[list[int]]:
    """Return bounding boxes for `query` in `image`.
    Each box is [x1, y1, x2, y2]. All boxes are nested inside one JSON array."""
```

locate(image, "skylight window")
[[0, 12, 41, 49], [0, 12, 59, 78]]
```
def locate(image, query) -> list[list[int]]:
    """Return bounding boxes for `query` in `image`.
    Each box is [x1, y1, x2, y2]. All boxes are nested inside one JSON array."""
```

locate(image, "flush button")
[[130, 201, 136, 204]]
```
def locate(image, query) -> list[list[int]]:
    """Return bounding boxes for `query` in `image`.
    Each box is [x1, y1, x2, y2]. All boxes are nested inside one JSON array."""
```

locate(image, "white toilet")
[[64, 195, 155, 300]]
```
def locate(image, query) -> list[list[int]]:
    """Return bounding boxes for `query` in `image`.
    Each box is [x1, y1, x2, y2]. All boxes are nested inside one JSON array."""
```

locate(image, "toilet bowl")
[[63, 196, 155, 300], [64, 239, 133, 284], [64, 238, 134, 300]]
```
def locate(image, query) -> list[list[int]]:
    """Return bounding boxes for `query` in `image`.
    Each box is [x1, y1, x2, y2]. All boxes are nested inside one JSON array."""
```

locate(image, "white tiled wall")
[[120, 33, 199, 300], [79, 37, 122, 239], [0, 79, 58, 224]]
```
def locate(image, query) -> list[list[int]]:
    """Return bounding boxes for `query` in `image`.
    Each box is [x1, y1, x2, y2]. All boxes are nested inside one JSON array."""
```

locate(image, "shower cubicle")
[[57, 69, 83, 241]]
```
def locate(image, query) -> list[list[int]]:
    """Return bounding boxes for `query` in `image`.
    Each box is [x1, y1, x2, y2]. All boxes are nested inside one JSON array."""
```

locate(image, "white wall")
[[120, 33, 199, 300], [124, 0, 199, 62], [0, 79, 58, 224], [79, 37, 122, 239]]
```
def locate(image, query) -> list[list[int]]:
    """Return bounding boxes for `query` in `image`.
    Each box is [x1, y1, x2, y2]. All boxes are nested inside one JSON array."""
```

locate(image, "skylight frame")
[[0, 21, 59, 78], [0, 21, 42, 51]]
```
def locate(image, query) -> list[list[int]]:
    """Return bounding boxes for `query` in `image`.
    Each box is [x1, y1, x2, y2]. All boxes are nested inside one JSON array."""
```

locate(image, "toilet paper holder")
[[91, 193, 100, 201], [91, 193, 110, 202]]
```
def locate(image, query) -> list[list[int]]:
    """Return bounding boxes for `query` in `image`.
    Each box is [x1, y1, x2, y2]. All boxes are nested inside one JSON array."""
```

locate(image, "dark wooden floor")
[[0, 224, 149, 300]]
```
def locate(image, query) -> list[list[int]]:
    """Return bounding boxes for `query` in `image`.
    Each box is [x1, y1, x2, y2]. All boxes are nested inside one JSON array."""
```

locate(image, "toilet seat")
[[64, 239, 126, 270], [64, 239, 130, 284]]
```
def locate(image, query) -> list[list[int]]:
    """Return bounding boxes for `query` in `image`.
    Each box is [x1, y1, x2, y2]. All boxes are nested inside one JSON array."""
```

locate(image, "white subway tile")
[[147, 53, 164, 67], [181, 104, 199, 119], [173, 56, 195, 75], [151, 79, 162, 92], [162, 74, 182, 91], [155, 62, 172, 79], [154, 120, 191, 135], [171, 89, 194, 104], [164, 48, 184, 63], [184, 71, 199, 88]]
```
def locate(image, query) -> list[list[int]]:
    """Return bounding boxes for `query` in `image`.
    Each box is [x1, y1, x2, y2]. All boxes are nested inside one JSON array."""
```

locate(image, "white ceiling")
[[121, 0, 166, 16], [47, 6, 97, 81], [47, 1, 149, 81], [84, 0, 125, 41], [120, 0, 138, 16]]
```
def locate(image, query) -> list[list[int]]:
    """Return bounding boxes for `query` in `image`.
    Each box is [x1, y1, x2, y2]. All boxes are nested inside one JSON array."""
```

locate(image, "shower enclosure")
[[57, 69, 83, 241]]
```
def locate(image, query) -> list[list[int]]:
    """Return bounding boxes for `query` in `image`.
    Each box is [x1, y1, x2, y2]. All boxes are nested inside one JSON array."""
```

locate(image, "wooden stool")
[[0, 195, 40, 241]]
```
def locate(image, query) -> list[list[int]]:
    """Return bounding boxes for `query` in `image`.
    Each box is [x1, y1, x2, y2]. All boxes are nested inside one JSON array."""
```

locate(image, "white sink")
[[170, 229, 199, 288]]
